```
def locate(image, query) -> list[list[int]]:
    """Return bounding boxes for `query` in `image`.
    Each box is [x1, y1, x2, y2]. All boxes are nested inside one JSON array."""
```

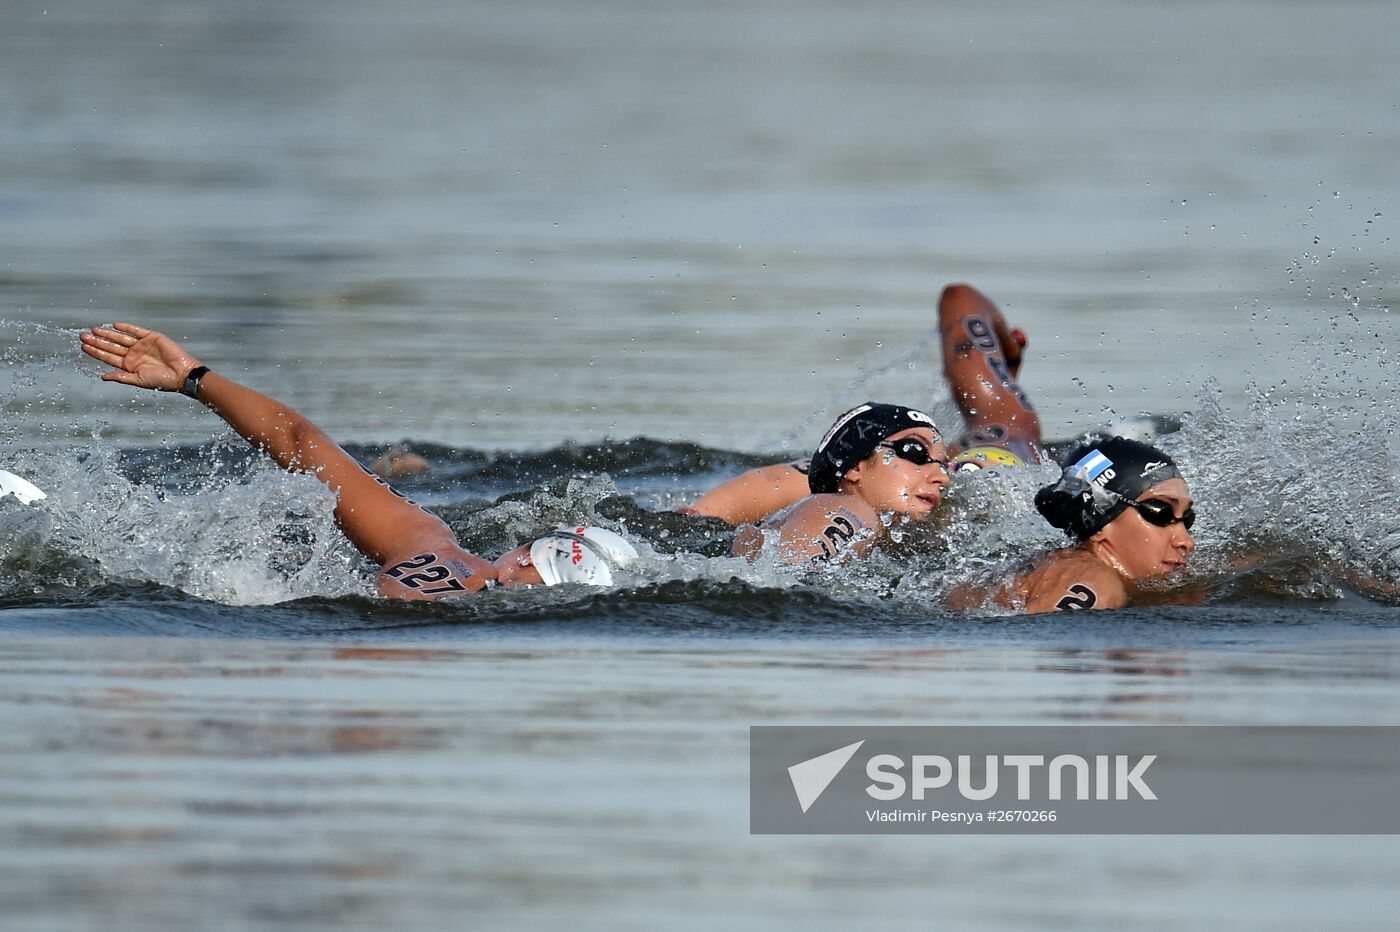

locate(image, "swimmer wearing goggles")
[[693, 283, 1197, 612], [950, 436, 1198, 613], [687, 283, 1040, 525], [732, 402, 951, 565]]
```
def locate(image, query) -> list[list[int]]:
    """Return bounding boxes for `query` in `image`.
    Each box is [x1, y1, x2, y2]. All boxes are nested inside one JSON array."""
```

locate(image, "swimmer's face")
[[843, 427, 951, 517], [493, 542, 546, 587], [1092, 478, 1196, 581]]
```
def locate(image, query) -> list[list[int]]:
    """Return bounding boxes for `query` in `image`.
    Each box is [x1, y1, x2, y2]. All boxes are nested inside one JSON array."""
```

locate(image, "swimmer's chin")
[[1142, 560, 1190, 581]]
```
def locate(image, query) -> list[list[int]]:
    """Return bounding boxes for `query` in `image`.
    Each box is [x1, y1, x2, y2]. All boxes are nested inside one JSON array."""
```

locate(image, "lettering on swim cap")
[[815, 403, 876, 454], [1035, 436, 1183, 541], [529, 526, 639, 586]]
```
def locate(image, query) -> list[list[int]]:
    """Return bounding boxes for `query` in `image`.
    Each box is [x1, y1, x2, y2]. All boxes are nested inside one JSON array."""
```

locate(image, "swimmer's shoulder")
[[375, 542, 499, 600], [1020, 550, 1128, 614], [779, 492, 878, 527], [733, 492, 880, 564]]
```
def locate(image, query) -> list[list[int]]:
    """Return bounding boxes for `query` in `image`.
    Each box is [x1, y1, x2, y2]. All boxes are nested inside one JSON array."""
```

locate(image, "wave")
[[1, 427, 1396, 624], [3, 315, 1398, 621]]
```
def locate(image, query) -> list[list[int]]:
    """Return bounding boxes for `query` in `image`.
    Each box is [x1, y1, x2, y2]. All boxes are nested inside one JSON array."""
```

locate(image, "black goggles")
[[1127, 497, 1196, 531], [877, 439, 947, 470]]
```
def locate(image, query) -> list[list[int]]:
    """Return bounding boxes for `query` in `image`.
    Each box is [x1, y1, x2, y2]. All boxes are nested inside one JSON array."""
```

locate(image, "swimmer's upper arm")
[[376, 546, 498, 600], [688, 461, 810, 525], [1023, 561, 1127, 614], [284, 417, 457, 566], [190, 371, 455, 566]]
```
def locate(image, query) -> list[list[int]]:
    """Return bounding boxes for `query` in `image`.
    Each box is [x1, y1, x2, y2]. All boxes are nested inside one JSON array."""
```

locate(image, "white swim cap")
[[0, 469, 46, 505], [528, 526, 638, 587]]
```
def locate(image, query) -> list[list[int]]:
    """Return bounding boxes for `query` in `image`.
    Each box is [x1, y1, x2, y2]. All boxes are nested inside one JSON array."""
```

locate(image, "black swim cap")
[[807, 402, 942, 494], [1034, 436, 1182, 541]]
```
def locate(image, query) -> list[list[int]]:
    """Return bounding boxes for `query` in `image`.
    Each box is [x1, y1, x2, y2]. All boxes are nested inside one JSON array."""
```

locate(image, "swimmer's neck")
[[1082, 540, 1137, 591]]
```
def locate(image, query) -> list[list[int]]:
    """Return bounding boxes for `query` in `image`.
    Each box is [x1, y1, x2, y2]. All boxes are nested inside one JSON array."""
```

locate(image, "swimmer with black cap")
[[687, 283, 1040, 524], [79, 323, 637, 600], [951, 436, 1197, 613], [732, 402, 950, 564]]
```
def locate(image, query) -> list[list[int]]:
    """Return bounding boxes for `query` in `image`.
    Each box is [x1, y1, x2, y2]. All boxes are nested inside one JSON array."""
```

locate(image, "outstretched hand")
[[80, 322, 204, 392]]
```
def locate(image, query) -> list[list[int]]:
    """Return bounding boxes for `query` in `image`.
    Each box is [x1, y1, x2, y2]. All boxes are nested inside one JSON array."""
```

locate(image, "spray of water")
[[4, 303, 1397, 611]]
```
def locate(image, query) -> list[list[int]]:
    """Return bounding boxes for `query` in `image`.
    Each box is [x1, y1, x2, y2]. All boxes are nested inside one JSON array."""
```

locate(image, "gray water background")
[[3, 0, 1400, 928], [4, 0, 1396, 450]]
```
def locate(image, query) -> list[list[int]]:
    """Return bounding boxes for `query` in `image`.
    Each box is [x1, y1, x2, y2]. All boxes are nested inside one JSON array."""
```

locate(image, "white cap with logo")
[[528, 526, 639, 587]]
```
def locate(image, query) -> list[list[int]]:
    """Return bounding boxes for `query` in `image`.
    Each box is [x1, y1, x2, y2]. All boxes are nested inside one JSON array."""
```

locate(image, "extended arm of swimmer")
[[687, 460, 811, 525], [80, 323, 478, 572]]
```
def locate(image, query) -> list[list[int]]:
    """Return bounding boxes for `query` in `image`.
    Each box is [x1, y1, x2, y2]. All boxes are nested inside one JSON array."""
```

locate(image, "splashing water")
[[3, 310, 1397, 615]]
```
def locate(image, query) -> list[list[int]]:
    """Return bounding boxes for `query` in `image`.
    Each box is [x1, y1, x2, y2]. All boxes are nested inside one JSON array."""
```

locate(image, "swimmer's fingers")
[[111, 322, 153, 340], [80, 339, 145, 387], [80, 324, 201, 392], [91, 325, 139, 347], [79, 334, 126, 367], [100, 370, 149, 387]]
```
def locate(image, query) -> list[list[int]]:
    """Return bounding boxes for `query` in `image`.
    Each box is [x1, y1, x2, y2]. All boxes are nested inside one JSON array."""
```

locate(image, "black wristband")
[[180, 366, 210, 399]]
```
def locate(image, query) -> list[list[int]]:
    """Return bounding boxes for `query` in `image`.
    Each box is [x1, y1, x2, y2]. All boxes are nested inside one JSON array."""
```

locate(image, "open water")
[[1, 0, 1398, 928]]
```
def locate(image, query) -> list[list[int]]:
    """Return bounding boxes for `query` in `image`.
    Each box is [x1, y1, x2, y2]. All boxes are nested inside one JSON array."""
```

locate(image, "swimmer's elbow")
[[940, 282, 978, 304], [281, 413, 335, 472]]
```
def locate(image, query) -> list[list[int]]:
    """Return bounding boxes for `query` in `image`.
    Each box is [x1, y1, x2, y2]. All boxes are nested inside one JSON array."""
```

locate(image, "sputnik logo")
[[787, 740, 865, 813]]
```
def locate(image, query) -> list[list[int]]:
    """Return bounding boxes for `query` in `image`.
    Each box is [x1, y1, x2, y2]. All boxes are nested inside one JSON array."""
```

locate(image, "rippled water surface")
[[3, 0, 1399, 927], [3, 628, 1400, 930]]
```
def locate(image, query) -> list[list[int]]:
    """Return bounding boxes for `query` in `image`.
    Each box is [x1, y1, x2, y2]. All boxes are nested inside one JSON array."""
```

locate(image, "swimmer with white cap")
[[79, 323, 637, 599], [687, 283, 1041, 525]]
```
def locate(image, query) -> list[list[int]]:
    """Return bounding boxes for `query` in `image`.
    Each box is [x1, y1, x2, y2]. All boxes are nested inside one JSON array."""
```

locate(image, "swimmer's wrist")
[[179, 365, 210, 399]]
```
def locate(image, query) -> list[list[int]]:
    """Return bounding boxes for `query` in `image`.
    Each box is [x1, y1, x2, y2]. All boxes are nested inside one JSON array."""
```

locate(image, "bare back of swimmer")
[[687, 283, 1039, 524]]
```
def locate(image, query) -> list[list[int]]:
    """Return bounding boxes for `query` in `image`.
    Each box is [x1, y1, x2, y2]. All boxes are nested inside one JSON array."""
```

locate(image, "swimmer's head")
[[527, 525, 639, 587], [807, 402, 943, 494], [950, 446, 1026, 474], [1034, 437, 1183, 541]]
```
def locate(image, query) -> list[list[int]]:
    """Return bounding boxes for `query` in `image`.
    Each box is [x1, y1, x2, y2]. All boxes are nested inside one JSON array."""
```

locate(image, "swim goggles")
[[877, 439, 948, 471], [1126, 497, 1196, 531]]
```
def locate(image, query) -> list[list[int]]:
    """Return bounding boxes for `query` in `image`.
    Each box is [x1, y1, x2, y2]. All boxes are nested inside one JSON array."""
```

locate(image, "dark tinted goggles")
[[877, 439, 947, 470], [1129, 497, 1196, 531]]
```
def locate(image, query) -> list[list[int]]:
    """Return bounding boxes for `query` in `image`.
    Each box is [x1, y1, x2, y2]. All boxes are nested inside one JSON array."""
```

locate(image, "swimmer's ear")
[[842, 461, 864, 486]]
